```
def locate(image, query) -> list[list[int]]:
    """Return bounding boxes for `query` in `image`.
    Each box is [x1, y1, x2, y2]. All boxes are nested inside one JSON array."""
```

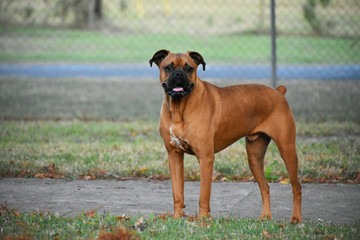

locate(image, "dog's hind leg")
[[272, 122, 302, 223], [245, 133, 272, 221], [276, 140, 302, 223]]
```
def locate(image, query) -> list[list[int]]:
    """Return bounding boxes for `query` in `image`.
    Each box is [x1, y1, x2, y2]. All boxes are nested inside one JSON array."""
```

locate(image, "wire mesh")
[[0, 0, 359, 80]]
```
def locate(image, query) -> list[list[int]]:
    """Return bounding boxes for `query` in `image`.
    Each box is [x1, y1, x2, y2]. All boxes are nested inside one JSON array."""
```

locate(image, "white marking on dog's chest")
[[169, 126, 189, 151]]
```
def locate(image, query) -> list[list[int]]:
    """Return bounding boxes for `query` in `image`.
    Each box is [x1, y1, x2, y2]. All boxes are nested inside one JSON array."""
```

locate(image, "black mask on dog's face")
[[149, 50, 206, 100], [161, 65, 195, 99]]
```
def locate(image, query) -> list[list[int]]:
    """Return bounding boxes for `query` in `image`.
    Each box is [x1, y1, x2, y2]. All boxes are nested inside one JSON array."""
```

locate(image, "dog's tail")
[[276, 85, 287, 95]]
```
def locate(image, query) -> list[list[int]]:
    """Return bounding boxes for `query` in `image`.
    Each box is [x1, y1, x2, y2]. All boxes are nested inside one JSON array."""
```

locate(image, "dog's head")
[[149, 50, 206, 99]]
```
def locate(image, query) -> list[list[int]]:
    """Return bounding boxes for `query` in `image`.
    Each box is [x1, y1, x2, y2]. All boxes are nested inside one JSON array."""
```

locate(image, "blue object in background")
[[0, 64, 359, 80]]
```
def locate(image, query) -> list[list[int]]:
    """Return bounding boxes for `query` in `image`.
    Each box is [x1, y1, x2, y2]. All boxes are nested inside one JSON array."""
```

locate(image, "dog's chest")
[[169, 126, 192, 153]]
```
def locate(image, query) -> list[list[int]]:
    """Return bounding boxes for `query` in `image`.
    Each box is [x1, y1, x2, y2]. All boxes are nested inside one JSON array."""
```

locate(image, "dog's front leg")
[[198, 154, 214, 218], [168, 150, 185, 218]]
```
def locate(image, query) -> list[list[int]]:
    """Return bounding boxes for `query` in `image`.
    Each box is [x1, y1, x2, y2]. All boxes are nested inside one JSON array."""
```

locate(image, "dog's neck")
[[164, 78, 204, 124]]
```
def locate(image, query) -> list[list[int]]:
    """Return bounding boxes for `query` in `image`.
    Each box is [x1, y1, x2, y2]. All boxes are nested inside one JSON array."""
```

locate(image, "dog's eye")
[[165, 65, 173, 71], [185, 66, 193, 73]]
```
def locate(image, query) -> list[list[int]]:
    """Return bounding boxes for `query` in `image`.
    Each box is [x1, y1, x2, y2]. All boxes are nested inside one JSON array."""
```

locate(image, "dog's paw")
[[290, 216, 302, 224], [198, 212, 212, 220], [173, 211, 185, 219], [257, 213, 272, 222]]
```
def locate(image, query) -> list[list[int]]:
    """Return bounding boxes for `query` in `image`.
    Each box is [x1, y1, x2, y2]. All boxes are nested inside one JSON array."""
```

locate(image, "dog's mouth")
[[172, 87, 184, 92], [162, 83, 194, 99]]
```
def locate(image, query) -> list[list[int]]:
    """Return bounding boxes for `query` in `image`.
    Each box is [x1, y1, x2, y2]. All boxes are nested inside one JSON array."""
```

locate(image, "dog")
[[149, 49, 302, 223]]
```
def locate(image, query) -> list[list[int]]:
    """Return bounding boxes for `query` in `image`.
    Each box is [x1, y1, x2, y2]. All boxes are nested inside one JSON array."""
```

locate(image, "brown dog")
[[149, 49, 302, 223]]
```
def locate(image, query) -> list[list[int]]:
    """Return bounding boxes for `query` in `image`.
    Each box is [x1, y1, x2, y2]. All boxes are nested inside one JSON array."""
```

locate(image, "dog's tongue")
[[172, 87, 184, 92]]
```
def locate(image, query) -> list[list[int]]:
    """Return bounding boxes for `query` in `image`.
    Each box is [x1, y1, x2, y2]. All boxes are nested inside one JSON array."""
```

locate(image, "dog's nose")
[[173, 71, 184, 78]]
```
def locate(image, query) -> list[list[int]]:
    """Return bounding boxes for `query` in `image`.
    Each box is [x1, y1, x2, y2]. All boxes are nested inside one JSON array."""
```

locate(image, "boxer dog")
[[149, 50, 302, 223]]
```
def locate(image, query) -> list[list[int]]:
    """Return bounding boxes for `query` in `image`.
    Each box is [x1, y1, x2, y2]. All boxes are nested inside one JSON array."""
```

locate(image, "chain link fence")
[[0, 0, 359, 80]]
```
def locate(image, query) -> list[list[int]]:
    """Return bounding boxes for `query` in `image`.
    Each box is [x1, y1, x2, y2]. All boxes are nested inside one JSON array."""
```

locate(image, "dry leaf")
[[134, 217, 144, 229], [16, 220, 23, 226], [85, 206, 102, 218], [35, 174, 47, 179], [156, 212, 172, 220], [98, 227, 140, 240], [116, 215, 130, 221], [263, 229, 272, 239], [279, 178, 290, 184], [301, 177, 316, 183], [220, 177, 228, 182]]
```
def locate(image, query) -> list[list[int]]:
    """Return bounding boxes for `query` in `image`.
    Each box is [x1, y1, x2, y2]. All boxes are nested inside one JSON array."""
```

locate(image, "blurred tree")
[[58, 0, 102, 28], [94, 0, 102, 19], [302, 0, 331, 35], [257, 0, 266, 34]]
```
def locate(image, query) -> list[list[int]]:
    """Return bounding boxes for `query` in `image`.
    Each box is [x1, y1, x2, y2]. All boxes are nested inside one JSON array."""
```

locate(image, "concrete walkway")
[[0, 178, 359, 225]]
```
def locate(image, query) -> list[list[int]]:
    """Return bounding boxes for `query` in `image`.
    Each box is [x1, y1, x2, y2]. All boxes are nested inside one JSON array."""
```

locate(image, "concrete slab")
[[0, 178, 359, 225]]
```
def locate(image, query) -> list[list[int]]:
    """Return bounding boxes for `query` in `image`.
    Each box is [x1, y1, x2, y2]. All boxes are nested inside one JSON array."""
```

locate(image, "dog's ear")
[[187, 51, 206, 71], [149, 49, 170, 67]]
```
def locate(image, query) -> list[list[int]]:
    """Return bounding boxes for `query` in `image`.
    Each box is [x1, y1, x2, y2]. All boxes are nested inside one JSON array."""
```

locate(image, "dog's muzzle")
[[162, 82, 194, 99], [162, 70, 194, 99]]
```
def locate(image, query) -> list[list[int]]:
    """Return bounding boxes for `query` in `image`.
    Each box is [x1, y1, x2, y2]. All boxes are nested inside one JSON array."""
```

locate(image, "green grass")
[[0, 27, 359, 64], [1, 208, 359, 240], [0, 77, 359, 182], [0, 120, 359, 182]]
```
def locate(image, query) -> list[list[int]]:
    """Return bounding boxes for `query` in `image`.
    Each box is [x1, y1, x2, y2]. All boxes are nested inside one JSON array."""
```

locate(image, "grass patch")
[[0, 27, 358, 64], [0, 206, 359, 240], [1, 120, 359, 182], [0, 120, 168, 179], [0, 77, 359, 182]]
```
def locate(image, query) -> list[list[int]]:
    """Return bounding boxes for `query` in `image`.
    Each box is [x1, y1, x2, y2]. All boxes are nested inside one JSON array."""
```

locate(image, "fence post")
[[88, 0, 95, 28], [270, 0, 277, 88]]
